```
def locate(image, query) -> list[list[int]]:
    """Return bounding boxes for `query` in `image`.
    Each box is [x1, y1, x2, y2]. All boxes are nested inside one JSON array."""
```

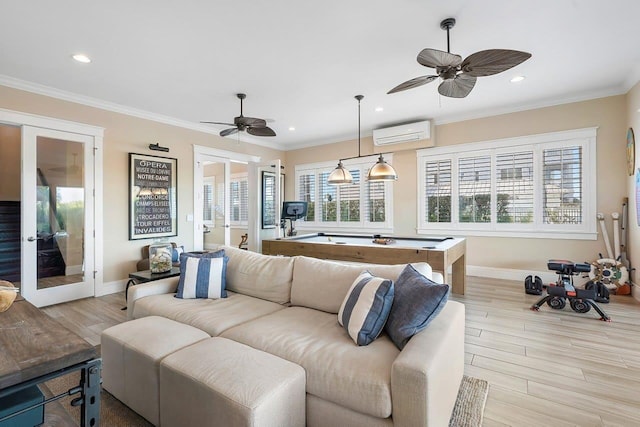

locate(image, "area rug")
[[449, 376, 489, 427], [46, 362, 487, 427]]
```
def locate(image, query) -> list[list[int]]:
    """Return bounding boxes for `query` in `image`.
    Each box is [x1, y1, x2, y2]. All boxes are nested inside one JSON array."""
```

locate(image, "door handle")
[[224, 224, 230, 228], [27, 236, 37, 241]]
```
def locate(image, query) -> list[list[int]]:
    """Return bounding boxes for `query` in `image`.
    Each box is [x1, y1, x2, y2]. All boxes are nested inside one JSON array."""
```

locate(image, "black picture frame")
[[129, 153, 178, 240], [261, 171, 284, 229]]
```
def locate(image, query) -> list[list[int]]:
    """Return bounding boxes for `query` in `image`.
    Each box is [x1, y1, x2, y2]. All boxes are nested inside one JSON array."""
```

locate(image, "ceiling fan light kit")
[[201, 93, 276, 137], [328, 95, 398, 186], [388, 17, 531, 98]]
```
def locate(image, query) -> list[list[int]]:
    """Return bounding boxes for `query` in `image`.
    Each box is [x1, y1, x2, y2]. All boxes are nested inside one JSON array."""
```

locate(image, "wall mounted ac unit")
[[373, 120, 432, 146]]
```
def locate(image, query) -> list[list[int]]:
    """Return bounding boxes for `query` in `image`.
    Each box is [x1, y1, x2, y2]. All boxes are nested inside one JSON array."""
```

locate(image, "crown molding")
[[0, 74, 287, 151], [432, 85, 628, 126]]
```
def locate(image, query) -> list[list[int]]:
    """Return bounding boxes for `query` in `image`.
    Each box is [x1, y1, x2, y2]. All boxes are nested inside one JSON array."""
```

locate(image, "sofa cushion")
[[221, 306, 399, 418], [385, 264, 450, 350], [291, 256, 434, 314], [176, 251, 228, 299], [338, 271, 394, 346], [132, 291, 285, 336], [221, 245, 294, 304]]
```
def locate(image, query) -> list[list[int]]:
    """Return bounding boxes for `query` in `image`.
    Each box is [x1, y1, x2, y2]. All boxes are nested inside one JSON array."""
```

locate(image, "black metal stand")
[[0, 358, 102, 426], [531, 291, 611, 321]]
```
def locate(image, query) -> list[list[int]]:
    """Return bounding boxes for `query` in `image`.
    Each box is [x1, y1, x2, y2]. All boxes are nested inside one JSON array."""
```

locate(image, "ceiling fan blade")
[[387, 75, 438, 94], [237, 116, 267, 127], [201, 121, 235, 126], [220, 127, 239, 137], [417, 48, 462, 68], [461, 49, 531, 77], [247, 126, 276, 137], [438, 74, 477, 98]]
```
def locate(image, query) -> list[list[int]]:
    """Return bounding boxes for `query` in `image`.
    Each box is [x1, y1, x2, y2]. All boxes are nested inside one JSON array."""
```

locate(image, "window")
[[417, 128, 597, 239], [295, 156, 394, 232], [230, 173, 248, 226], [203, 177, 215, 226]]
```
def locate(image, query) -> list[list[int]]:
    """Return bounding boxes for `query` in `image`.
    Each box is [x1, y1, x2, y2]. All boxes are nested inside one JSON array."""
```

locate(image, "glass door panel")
[[21, 127, 94, 307]]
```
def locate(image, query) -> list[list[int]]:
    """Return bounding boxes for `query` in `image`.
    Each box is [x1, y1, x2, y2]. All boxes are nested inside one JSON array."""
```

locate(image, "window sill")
[[296, 224, 394, 234], [416, 228, 597, 240]]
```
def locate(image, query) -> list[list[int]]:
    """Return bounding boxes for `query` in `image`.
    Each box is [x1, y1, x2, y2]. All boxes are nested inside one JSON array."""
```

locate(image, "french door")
[[247, 159, 282, 252], [21, 126, 95, 307], [194, 154, 231, 250]]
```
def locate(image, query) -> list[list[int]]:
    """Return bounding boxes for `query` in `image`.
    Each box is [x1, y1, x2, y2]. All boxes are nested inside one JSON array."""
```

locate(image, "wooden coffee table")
[[0, 297, 101, 426]]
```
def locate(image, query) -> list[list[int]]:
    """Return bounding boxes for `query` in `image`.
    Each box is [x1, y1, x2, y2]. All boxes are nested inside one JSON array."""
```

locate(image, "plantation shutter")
[[458, 156, 491, 223], [366, 174, 386, 223], [230, 181, 240, 222], [203, 180, 214, 224], [339, 168, 360, 222], [239, 180, 248, 222], [424, 160, 452, 223], [496, 151, 534, 223], [319, 171, 337, 222], [298, 172, 315, 221], [543, 146, 582, 224]]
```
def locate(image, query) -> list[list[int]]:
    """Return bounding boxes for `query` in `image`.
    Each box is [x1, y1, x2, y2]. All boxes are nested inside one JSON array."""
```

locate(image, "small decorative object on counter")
[[0, 280, 18, 312], [149, 241, 173, 273]]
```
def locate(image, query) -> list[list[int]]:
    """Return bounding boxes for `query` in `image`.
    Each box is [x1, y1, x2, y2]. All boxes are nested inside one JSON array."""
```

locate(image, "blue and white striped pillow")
[[175, 250, 228, 299], [338, 271, 395, 346]]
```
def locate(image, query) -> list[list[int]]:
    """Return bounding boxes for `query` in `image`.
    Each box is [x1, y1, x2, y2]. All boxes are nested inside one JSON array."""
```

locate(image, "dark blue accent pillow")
[[384, 264, 450, 350], [175, 250, 228, 299], [171, 245, 185, 262]]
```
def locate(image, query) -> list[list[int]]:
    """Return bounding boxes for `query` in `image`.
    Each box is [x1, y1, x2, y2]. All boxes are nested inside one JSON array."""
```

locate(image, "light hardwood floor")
[[43, 277, 640, 426]]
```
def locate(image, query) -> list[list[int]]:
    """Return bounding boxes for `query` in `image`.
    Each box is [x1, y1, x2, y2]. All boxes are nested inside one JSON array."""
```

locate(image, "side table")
[[122, 267, 181, 310]]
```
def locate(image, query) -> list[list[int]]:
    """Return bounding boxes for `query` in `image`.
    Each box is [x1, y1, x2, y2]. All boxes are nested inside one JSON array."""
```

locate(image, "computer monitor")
[[281, 201, 308, 220]]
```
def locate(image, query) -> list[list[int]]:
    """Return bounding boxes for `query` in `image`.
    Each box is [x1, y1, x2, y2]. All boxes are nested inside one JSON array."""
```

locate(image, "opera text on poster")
[[129, 153, 177, 240]]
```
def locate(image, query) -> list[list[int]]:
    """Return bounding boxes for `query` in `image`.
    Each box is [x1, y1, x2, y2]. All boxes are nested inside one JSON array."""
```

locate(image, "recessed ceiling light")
[[510, 76, 525, 83], [288, 127, 295, 131], [72, 54, 91, 63], [375, 107, 384, 112]]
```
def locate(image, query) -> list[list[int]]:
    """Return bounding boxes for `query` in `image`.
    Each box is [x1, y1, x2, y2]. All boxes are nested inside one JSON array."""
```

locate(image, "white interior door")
[[21, 126, 95, 307], [194, 154, 230, 251], [248, 159, 282, 252]]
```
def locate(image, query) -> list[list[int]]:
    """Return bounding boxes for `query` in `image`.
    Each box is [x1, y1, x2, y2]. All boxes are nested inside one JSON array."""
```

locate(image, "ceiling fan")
[[388, 18, 531, 98], [201, 93, 276, 137]]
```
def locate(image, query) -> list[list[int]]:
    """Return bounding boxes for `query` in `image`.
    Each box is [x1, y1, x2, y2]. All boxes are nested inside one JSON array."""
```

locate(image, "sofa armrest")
[[126, 277, 180, 320], [431, 271, 444, 284], [391, 300, 465, 427]]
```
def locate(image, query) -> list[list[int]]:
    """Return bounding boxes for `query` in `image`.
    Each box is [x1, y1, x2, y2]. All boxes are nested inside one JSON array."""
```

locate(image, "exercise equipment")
[[584, 280, 610, 303], [531, 260, 611, 321], [524, 275, 543, 295]]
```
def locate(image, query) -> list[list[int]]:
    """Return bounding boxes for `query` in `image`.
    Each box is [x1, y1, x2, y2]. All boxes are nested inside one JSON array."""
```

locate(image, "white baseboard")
[[95, 279, 126, 297], [466, 265, 589, 287]]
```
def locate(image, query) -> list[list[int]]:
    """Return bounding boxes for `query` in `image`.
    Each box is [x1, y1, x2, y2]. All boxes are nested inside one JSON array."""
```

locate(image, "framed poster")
[[129, 153, 178, 240], [261, 171, 284, 229]]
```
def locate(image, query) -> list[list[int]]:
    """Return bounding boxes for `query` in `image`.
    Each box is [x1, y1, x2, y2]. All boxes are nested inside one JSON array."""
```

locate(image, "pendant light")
[[368, 153, 398, 181], [327, 159, 353, 185], [327, 95, 398, 185]]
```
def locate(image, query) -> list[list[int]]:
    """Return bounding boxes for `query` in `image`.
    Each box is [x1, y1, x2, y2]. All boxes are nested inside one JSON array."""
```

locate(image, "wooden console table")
[[0, 297, 101, 426]]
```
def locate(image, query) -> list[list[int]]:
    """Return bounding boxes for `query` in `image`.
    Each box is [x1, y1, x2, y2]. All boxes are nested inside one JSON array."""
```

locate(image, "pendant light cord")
[[357, 95, 362, 158]]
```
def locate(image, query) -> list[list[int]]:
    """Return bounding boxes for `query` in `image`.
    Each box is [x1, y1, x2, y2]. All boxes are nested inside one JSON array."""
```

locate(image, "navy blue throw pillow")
[[384, 264, 450, 350]]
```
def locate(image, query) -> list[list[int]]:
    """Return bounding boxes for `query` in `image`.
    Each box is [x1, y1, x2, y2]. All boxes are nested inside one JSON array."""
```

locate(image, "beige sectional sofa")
[[124, 245, 465, 427]]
